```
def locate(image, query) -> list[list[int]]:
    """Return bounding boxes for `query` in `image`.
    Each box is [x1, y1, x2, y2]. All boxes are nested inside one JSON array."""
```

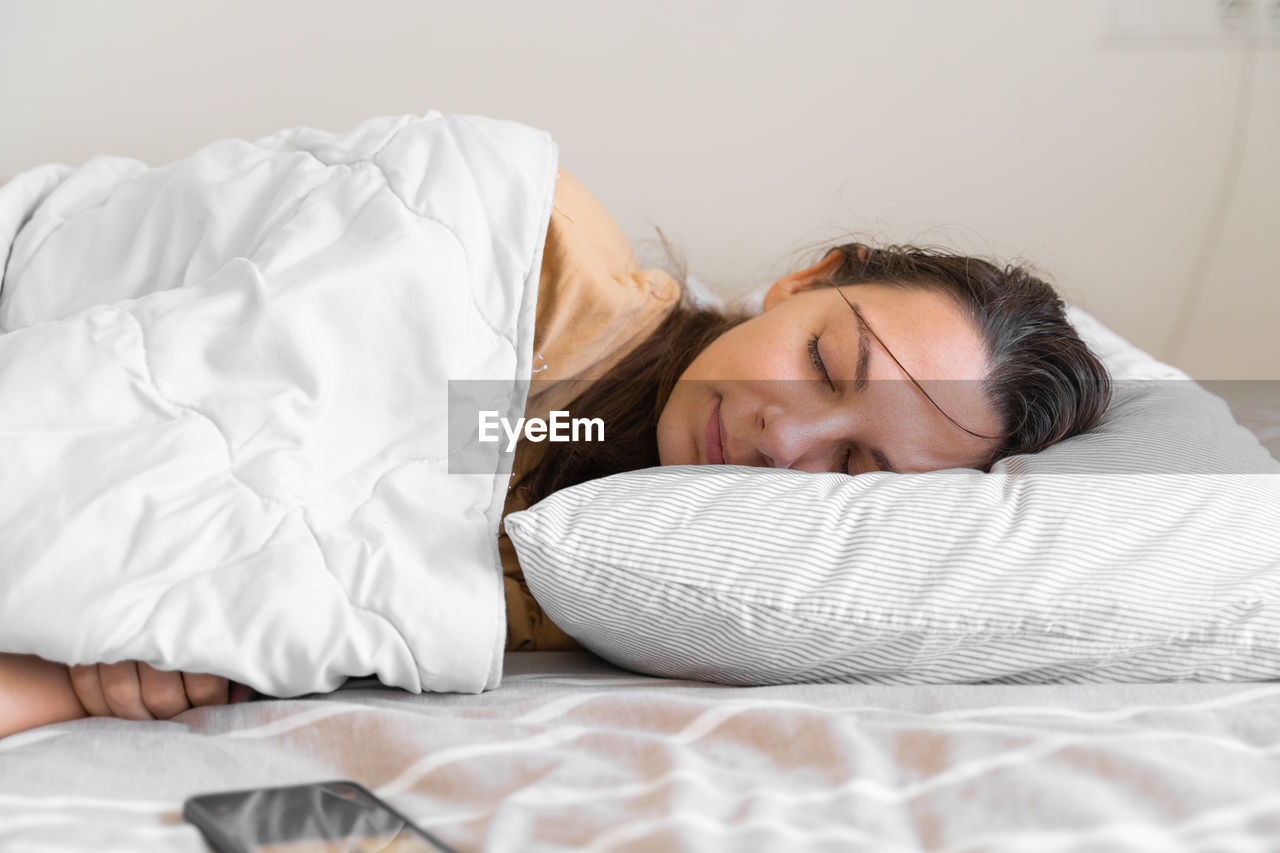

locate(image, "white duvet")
[[0, 112, 559, 697]]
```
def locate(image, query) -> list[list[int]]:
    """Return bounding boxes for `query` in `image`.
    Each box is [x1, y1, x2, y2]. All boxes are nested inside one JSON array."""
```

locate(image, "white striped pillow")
[[504, 309, 1280, 684]]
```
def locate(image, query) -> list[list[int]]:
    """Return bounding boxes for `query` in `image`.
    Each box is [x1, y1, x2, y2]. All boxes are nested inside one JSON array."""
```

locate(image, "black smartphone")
[[183, 780, 456, 853]]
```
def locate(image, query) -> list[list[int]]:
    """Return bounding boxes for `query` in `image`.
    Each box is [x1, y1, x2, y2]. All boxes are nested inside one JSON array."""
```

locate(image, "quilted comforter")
[[0, 112, 559, 697]]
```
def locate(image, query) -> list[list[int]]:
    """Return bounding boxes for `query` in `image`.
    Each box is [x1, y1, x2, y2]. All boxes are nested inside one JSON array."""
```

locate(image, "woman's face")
[[656, 259, 1002, 475]]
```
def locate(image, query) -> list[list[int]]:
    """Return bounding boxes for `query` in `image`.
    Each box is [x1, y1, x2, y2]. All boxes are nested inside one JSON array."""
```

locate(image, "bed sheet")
[[3, 651, 1280, 852], [1215, 380, 1280, 462]]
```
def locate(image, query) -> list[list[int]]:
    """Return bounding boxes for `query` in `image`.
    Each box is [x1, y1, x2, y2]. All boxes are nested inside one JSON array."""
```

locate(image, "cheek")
[[655, 385, 695, 466], [678, 335, 729, 383], [682, 323, 787, 383]]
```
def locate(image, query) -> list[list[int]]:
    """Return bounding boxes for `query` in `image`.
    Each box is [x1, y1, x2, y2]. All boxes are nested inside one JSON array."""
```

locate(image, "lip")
[[703, 397, 727, 465]]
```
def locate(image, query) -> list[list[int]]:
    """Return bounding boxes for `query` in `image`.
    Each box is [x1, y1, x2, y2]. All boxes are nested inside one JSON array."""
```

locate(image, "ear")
[[761, 249, 845, 312]]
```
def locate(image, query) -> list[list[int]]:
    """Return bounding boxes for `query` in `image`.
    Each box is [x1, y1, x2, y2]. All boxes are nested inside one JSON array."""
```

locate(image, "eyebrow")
[[869, 448, 898, 473], [844, 300, 898, 474], [852, 311, 872, 393]]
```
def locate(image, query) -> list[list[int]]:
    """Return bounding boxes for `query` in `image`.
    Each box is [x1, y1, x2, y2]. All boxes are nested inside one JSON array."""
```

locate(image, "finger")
[[67, 664, 112, 717], [137, 662, 192, 720], [229, 682, 257, 704], [98, 661, 155, 721], [182, 672, 230, 708]]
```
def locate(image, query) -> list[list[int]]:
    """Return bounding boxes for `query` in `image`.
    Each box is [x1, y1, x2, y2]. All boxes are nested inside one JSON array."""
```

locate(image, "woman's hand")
[[67, 661, 254, 721]]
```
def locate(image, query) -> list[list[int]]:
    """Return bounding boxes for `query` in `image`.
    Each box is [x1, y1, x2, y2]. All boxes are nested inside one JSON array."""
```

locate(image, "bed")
[[1, 386, 1277, 852]]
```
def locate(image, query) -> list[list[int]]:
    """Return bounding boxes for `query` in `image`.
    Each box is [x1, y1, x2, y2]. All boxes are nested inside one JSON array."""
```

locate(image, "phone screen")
[[183, 780, 454, 853]]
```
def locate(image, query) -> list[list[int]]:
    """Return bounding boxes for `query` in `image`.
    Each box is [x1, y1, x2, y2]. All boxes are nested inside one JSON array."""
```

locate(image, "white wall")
[[2, 0, 1276, 377]]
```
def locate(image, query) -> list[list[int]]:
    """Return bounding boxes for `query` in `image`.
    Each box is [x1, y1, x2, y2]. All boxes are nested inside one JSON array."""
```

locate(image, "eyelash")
[[807, 334, 856, 474], [807, 334, 835, 391]]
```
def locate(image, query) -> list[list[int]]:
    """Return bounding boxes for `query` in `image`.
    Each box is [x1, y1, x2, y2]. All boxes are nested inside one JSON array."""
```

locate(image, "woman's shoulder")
[[548, 168, 635, 263], [532, 168, 681, 384]]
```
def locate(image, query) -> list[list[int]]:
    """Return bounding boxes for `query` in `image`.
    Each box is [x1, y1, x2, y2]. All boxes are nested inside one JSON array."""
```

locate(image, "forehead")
[[811, 284, 1000, 469], [876, 381, 997, 471]]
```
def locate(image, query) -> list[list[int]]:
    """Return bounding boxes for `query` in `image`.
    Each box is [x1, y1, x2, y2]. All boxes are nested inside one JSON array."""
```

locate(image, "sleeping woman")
[[0, 167, 1110, 738]]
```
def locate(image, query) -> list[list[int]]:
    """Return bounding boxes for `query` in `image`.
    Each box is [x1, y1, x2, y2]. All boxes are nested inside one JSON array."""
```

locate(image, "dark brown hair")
[[517, 241, 1111, 506]]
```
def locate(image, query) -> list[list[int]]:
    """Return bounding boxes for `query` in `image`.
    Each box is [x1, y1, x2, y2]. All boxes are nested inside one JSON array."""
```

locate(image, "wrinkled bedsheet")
[[2, 651, 1280, 852], [0, 112, 558, 696]]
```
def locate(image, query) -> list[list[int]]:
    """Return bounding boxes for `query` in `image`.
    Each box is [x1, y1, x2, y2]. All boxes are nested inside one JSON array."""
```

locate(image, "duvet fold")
[[0, 112, 559, 696]]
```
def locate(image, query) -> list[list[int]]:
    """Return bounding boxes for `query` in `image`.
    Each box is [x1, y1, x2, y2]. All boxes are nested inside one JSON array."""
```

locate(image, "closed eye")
[[807, 334, 836, 392], [809, 335, 858, 474]]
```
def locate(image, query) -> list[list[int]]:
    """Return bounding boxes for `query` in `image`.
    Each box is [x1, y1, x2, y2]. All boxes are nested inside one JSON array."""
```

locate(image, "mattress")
[[4, 650, 1280, 852]]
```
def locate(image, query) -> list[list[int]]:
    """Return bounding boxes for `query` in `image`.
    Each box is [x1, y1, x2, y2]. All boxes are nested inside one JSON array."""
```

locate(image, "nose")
[[756, 403, 848, 472]]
